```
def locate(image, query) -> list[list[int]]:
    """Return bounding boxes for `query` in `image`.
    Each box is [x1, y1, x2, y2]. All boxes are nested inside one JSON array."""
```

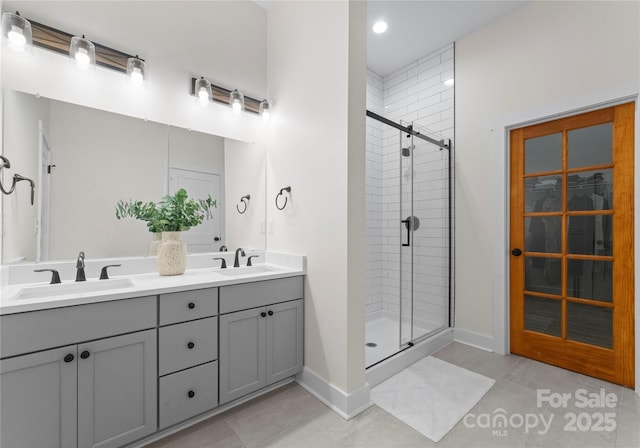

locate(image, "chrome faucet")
[[233, 248, 245, 268], [76, 251, 86, 282]]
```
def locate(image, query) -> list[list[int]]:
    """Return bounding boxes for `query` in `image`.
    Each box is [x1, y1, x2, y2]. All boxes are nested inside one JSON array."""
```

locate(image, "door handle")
[[401, 219, 410, 247], [511, 248, 522, 256]]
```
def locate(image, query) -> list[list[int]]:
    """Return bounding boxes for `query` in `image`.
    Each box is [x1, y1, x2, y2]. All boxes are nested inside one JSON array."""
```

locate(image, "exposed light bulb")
[[75, 47, 90, 70], [260, 100, 271, 122], [7, 24, 25, 50], [373, 21, 388, 34], [130, 66, 144, 85], [198, 87, 209, 106], [232, 99, 242, 114]]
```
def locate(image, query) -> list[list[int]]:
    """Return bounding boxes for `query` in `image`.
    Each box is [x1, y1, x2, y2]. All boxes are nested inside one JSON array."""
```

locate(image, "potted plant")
[[116, 188, 216, 275]]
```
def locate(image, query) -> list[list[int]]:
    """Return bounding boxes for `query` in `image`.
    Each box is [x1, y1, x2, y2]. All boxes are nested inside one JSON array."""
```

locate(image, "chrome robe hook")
[[276, 186, 291, 210]]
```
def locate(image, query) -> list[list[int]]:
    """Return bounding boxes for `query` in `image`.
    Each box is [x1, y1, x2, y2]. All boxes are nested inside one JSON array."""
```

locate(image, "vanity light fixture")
[[69, 35, 96, 70], [1, 12, 32, 52], [127, 55, 146, 85], [195, 77, 212, 106], [230, 89, 245, 114], [190, 77, 263, 115], [259, 100, 271, 122], [6, 16, 144, 76]]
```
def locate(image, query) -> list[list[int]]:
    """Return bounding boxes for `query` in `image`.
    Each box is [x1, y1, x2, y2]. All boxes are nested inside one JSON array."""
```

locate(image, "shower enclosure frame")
[[365, 110, 454, 369]]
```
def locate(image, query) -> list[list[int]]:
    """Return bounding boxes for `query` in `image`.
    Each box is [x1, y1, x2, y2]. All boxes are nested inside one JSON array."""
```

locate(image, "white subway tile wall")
[[366, 43, 454, 338]]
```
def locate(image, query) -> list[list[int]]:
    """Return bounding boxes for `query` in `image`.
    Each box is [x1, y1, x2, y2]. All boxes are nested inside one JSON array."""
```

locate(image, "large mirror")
[[1, 89, 266, 263]]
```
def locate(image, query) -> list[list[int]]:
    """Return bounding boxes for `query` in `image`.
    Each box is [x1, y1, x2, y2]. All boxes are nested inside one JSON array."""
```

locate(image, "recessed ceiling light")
[[444, 78, 454, 86], [373, 21, 388, 34]]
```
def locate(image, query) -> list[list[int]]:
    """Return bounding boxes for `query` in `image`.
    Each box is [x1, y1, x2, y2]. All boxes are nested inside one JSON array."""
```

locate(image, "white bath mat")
[[370, 356, 495, 442]]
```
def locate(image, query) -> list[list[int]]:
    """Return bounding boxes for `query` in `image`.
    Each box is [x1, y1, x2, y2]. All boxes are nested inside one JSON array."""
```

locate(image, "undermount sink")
[[13, 278, 134, 301], [216, 265, 279, 277]]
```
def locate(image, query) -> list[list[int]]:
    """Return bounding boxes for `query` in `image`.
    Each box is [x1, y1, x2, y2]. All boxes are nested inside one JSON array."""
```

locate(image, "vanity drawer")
[[219, 276, 304, 314], [159, 361, 218, 429], [0, 296, 157, 358], [158, 317, 218, 376], [159, 288, 218, 325]]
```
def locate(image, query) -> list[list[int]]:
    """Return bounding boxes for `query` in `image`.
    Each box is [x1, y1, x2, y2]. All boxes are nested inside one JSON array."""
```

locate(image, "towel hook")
[[236, 194, 250, 214], [0, 155, 35, 205], [275, 186, 291, 210]]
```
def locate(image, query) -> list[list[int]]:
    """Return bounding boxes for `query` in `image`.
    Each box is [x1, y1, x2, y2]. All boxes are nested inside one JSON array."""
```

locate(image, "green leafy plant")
[[116, 189, 216, 232]]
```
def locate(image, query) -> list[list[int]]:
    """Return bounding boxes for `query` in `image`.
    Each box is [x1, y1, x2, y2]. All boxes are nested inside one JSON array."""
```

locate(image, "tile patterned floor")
[[146, 343, 640, 448]]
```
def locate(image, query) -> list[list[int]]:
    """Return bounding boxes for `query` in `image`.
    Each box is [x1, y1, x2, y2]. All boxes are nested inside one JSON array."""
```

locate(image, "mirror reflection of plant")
[[115, 188, 216, 233]]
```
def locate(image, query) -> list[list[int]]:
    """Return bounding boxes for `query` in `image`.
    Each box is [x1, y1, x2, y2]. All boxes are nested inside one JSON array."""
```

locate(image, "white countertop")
[[1, 252, 305, 315]]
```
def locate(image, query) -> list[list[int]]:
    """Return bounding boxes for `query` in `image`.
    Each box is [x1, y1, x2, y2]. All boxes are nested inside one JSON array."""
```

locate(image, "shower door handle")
[[401, 219, 410, 247]]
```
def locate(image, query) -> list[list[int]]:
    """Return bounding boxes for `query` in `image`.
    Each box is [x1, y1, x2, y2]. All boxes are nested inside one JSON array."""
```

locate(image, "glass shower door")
[[400, 122, 451, 346]]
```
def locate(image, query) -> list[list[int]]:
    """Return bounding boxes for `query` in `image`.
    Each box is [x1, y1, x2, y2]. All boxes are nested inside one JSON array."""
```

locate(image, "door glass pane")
[[568, 169, 613, 211], [567, 214, 612, 256], [567, 260, 612, 302], [526, 216, 561, 253], [567, 302, 613, 349], [524, 296, 561, 336], [568, 123, 612, 169], [525, 257, 562, 295], [525, 176, 562, 215], [525, 133, 562, 174]]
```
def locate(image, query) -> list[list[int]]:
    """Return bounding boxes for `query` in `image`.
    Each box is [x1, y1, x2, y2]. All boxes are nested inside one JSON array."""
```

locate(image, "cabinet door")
[[219, 307, 266, 404], [266, 299, 304, 385], [77, 330, 157, 448], [1, 346, 77, 448]]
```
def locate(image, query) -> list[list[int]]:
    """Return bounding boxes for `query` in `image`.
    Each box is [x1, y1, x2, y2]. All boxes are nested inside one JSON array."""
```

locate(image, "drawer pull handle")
[[80, 351, 90, 360], [268, 310, 274, 316], [187, 390, 195, 398], [64, 354, 75, 363], [187, 342, 195, 349], [188, 302, 195, 309], [260, 312, 267, 318]]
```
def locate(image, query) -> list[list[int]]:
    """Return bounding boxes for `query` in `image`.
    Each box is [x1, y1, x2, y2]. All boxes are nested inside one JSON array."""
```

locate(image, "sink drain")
[[365, 342, 377, 347]]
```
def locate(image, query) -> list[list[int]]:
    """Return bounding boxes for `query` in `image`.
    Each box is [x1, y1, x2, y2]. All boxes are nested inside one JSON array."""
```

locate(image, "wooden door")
[[77, 330, 157, 448], [510, 102, 635, 387], [0, 346, 78, 448]]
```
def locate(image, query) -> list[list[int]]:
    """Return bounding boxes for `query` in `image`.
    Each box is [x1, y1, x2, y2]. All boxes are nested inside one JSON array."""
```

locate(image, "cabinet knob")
[[80, 351, 90, 360], [268, 310, 274, 316], [188, 302, 195, 309], [187, 342, 195, 349], [187, 390, 195, 398], [260, 312, 267, 318], [64, 354, 75, 363]]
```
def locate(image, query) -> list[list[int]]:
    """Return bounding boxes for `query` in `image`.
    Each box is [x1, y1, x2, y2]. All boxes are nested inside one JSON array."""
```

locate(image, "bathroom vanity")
[[0, 254, 304, 448]]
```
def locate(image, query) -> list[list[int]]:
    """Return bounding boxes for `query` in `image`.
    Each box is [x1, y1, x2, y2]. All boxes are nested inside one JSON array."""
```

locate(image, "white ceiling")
[[367, 0, 529, 77]]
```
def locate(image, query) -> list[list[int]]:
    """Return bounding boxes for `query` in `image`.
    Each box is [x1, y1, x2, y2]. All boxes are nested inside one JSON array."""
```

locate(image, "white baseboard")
[[453, 328, 494, 352], [295, 367, 372, 420]]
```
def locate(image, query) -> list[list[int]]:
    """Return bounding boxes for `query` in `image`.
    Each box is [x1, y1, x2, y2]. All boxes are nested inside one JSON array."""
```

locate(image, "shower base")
[[365, 310, 453, 387]]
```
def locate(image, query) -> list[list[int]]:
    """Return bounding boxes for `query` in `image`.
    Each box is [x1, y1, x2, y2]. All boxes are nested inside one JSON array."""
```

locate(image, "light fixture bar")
[[28, 19, 137, 73], [190, 77, 261, 115]]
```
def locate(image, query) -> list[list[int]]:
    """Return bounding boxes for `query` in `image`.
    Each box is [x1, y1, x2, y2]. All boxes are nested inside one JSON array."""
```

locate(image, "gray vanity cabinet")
[[1, 345, 78, 448], [0, 297, 157, 448], [219, 277, 304, 405], [77, 330, 157, 448], [0, 330, 156, 448], [158, 288, 219, 429]]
